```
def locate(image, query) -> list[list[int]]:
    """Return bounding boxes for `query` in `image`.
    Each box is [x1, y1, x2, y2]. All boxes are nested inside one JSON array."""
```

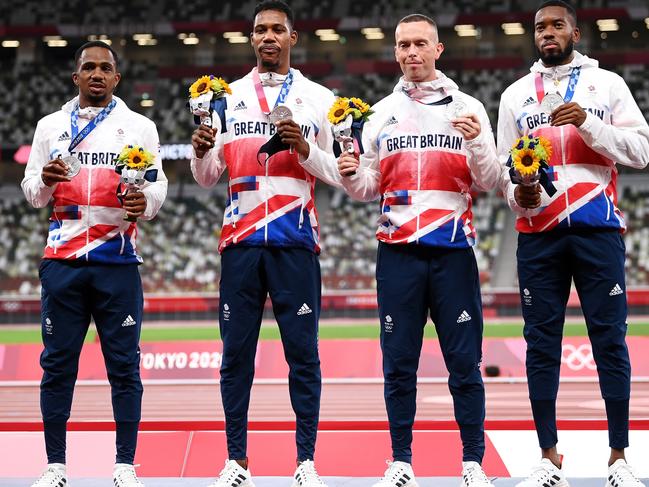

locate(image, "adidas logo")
[[386, 116, 398, 126], [233, 100, 247, 111], [297, 303, 312, 316], [609, 283, 623, 296], [456, 310, 472, 323], [121, 314, 136, 327], [57, 131, 70, 141], [522, 96, 536, 107]]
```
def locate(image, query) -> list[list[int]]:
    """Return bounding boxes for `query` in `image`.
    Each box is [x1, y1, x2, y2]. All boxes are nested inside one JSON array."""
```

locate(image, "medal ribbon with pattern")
[[535, 67, 581, 106], [252, 68, 295, 115], [69, 99, 117, 154]]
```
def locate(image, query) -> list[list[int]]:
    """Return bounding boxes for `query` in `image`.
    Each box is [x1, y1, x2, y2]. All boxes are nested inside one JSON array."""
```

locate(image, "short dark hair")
[[537, 0, 577, 24], [398, 13, 438, 30], [253, 1, 294, 29], [74, 41, 117, 67], [74, 41, 119, 67]]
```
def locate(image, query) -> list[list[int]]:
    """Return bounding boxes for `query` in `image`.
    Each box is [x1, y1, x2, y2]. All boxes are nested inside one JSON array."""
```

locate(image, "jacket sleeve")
[[464, 102, 501, 192], [340, 110, 381, 202], [577, 73, 649, 169], [299, 89, 343, 188], [497, 90, 538, 218], [140, 122, 168, 221], [21, 120, 56, 208], [190, 110, 227, 188]]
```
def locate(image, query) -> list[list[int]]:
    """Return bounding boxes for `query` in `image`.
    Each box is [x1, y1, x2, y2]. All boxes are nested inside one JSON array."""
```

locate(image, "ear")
[[573, 26, 581, 43], [72, 72, 79, 86], [290, 29, 298, 47], [435, 42, 445, 60], [394, 45, 398, 63], [114, 71, 121, 87]]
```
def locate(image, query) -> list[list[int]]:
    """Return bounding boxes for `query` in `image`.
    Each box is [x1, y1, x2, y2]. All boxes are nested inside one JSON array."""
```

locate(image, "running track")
[[2, 381, 649, 422]]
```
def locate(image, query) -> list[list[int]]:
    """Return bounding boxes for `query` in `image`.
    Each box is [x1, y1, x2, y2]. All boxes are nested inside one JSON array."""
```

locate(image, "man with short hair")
[[22, 40, 167, 487], [335, 13, 500, 487], [497, 1, 649, 486], [190, 2, 339, 486]]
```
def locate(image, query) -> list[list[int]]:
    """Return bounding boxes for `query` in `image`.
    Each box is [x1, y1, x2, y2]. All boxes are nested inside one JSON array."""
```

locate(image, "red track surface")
[[2, 381, 649, 423]]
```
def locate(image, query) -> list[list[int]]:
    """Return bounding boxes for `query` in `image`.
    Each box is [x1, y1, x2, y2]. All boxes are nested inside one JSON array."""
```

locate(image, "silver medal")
[[269, 105, 293, 124], [62, 155, 81, 177], [446, 100, 468, 121], [540, 93, 564, 114]]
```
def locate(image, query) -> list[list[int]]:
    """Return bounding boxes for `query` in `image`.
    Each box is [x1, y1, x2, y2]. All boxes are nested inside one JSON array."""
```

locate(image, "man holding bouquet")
[[22, 41, 167, 486], [189, 1, 340, 486], [335, 13, 500, 487], [497, 1, 649, 486]]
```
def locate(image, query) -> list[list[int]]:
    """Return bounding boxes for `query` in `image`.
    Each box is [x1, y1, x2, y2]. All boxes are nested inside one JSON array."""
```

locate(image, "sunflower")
[[537, 136, 553, 161], [189, 75, 213, 98], [349, 97, 370, 114], [210, 76, 232, 96], [118, 145, 154, 170], [512, 148, 541, 176], [328, 97, 350, 124]]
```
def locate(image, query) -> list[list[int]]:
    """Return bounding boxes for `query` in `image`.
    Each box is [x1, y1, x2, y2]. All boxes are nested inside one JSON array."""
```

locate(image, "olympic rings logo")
[[561, 343, 597, 371]]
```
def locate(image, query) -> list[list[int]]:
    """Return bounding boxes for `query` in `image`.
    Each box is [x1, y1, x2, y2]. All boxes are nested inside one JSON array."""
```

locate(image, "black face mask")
[[256, 133, 291, 165], [536, 38, 574, 66]]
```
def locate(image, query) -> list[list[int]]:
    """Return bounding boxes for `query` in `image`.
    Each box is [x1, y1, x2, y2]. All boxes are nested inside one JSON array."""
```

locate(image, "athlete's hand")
[[514, 183, 542, 209], [451, 113, 481, 140], [122, 191, 147, 220], [275, 119, 309, 158], [338, 152, 359, 177], [41, 158, 72, 186], [550, 102, 587, 127], [192, 125, 217, 159]]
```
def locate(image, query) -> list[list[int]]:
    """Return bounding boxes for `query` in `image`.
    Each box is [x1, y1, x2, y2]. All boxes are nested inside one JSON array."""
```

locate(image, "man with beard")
[[190, 1, 339, 486], [23, 41, 167, 487], [497, 2, 649, 486]]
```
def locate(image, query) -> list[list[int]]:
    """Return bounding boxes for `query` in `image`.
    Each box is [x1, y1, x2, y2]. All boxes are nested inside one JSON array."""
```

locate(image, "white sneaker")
[[515, 458, 569, 487], [31, 464, 67, 487], [461, 461, 494, 487], [372, 460, 419, 487], [207, 460, 255, 487], [113, 463, 144, 487], [292, 460, 327, 487], [606, 460, 646, 487]]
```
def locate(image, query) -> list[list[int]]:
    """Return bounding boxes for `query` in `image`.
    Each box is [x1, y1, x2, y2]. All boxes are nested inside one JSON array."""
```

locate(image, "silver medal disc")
[[62, 155, 81, 177], [446, 100, 468, 121], [269, 105, 293, 124], [540, 93, 564, 114]]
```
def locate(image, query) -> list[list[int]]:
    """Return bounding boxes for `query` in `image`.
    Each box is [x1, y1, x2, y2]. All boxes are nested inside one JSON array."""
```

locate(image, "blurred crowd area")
[[2, 0, 648, 294]]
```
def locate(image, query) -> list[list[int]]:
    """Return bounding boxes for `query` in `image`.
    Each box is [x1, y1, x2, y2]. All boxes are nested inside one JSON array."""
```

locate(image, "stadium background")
[[1, 0, 649, 484]]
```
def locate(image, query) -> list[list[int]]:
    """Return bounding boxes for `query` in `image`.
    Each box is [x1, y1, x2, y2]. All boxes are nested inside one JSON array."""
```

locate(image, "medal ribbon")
[[252, 68, 295, 115], [69, 99, 117, 153], [535, 67, 581, 104]]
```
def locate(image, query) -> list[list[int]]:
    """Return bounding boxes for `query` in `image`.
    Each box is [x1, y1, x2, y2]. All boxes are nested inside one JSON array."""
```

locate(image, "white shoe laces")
[[114, 464, 144, 486], [33, 466, 66, 486], [296, 460, 325, 486], [526, 462, 560, 486], [380, 461, 413, 485], [610, 462, 642, 486], [211, 460, 248, 487], [463, 463, 491, 485]]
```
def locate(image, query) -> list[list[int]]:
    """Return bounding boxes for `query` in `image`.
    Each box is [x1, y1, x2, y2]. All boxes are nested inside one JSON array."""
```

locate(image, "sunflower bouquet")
[[508, 135, 553, 186], [328, 97, 373, 157], [188, 75, 232, 127], [115, 145, 158, 221]]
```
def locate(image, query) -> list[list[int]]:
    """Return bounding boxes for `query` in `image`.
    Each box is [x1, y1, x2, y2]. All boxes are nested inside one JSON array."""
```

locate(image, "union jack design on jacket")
[[22, 96, 168, 264], [498, 52, 649, 233], [191, 68, 340, 254], [335, 72, 500, 248]]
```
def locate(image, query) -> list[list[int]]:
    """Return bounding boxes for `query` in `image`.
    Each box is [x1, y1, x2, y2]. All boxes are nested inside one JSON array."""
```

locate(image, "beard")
[[536, 38, 574, 65]]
